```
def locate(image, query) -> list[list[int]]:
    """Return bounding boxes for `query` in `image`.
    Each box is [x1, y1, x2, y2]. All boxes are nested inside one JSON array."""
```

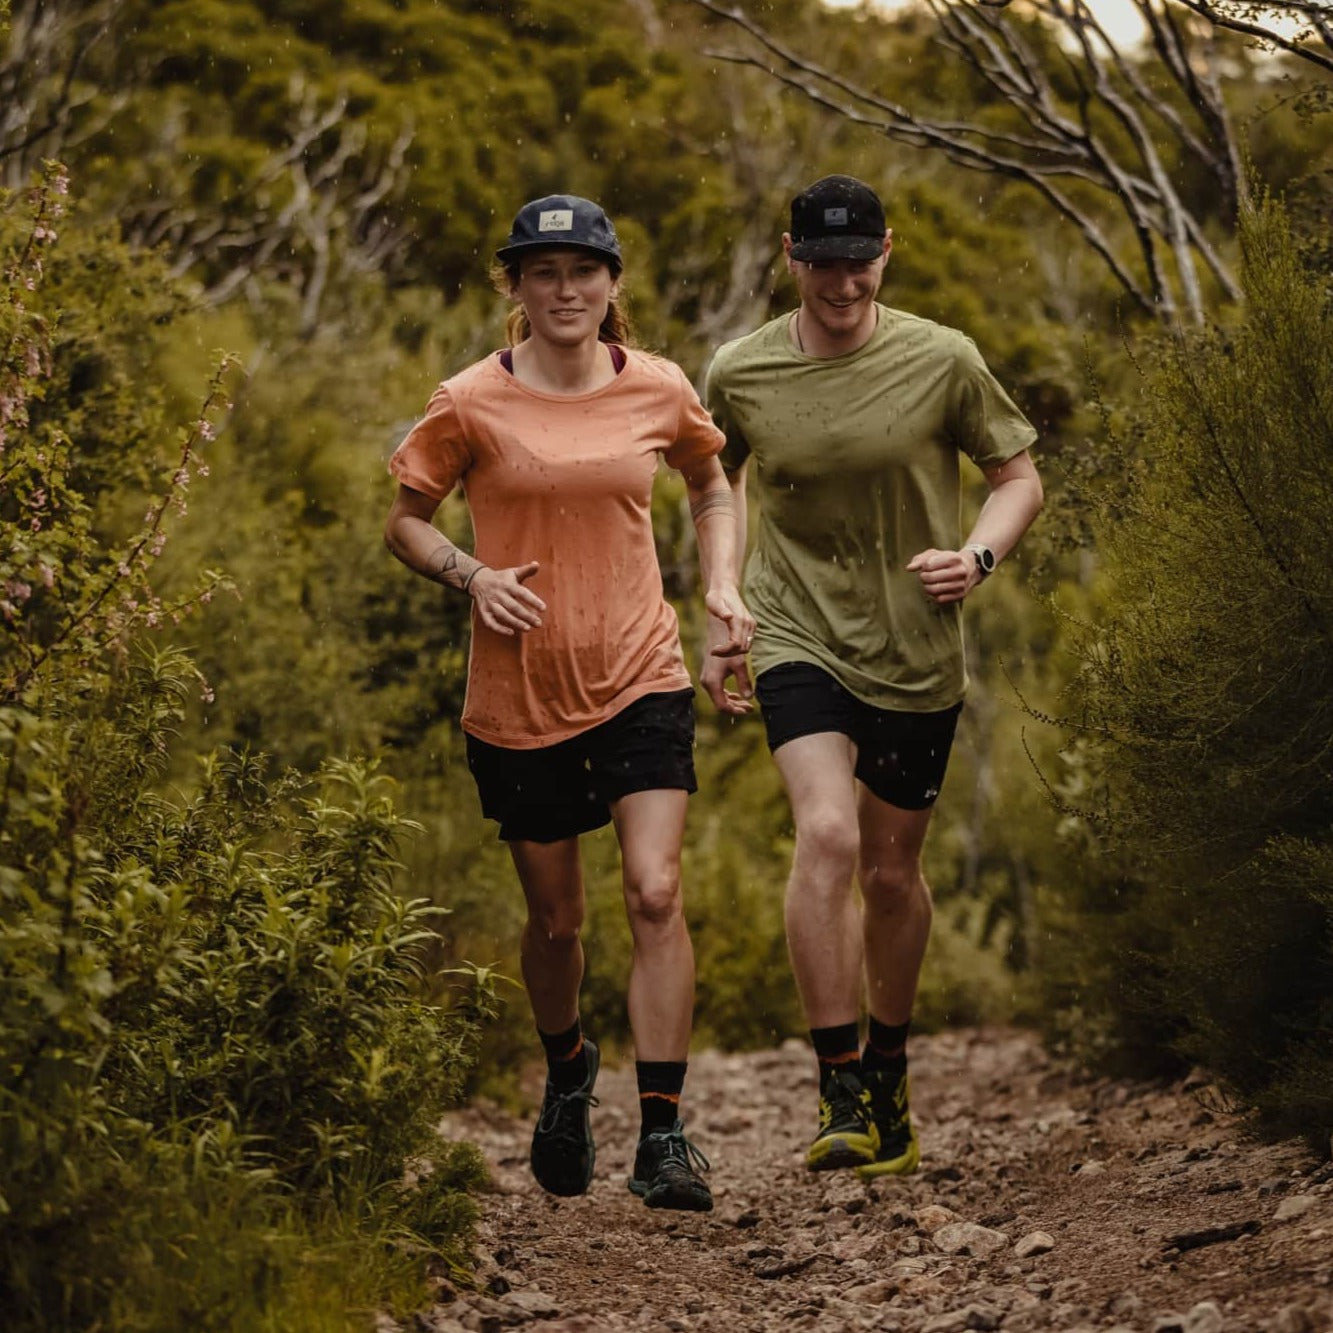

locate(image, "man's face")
[[784, 234, 892, 342]]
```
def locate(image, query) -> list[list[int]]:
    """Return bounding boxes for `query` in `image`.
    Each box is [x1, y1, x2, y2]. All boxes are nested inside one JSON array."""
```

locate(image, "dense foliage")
[[1, 169, 488, 1332], [2, 11, 1331, 1326], [1031, 195, 1333, 1143]]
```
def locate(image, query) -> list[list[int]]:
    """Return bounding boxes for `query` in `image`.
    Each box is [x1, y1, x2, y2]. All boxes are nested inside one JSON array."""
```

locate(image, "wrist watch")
[[964, 542, 996, 579]]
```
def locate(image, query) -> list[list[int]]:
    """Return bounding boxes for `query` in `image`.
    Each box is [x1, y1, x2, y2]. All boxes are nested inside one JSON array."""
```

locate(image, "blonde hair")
[[491, 256, 635, 349]]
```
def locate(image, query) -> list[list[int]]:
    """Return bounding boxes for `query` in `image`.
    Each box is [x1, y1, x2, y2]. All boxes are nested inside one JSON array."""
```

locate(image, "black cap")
[[495, 194, 623, 272], [789, 175, 887, 262]]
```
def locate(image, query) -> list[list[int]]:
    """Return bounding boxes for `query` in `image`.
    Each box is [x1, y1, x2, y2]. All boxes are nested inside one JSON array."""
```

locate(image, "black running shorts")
[[464, 688, 698, 843], [755, 662, 962, 810]]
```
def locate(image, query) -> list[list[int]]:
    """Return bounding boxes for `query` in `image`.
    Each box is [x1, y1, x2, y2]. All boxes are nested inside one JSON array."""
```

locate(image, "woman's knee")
[[526, 900, 585, 945]]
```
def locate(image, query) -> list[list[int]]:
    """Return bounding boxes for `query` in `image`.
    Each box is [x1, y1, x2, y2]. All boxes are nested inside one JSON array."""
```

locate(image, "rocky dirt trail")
[[408, 1028, 1332, 1333]]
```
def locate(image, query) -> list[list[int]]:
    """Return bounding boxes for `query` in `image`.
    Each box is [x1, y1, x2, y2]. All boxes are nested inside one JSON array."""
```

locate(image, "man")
[[702, 175, 1043, 1176]]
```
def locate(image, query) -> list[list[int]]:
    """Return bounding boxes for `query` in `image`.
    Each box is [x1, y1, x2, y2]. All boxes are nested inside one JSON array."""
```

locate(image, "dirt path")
[[413, 1029, 1332, 1333]]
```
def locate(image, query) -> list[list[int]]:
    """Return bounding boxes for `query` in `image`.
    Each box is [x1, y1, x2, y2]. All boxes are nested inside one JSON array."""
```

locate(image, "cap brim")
[[788, 235, 885, 262], [494, 240, 622, 269]]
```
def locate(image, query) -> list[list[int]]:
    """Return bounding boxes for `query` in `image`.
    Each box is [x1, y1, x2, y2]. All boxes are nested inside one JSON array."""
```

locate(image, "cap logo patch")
[[538, 209, 574, 232], [824, 207, 849, 226]]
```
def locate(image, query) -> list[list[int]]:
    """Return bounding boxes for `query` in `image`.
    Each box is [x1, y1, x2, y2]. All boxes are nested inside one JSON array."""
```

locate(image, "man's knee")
[[793, 808, 860, 883], [861, 858, 931, 916], [624, 865, 684, 932]]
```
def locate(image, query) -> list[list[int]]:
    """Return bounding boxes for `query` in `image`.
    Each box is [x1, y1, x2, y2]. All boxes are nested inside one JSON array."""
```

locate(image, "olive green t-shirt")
[[704, 304, 1036, 711]]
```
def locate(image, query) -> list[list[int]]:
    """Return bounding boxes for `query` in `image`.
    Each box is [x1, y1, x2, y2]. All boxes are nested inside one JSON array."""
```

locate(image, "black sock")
[[863, 1016, 910, 1077], [636, 1060, 686, 1137], [811, 1022, 862, 1094], [539, 1018, 589, 1092]]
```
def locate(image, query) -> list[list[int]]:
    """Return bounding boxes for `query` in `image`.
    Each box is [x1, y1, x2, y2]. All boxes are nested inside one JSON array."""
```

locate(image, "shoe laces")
[[822, 1068, 868, 1128], [537, 1083, 599, 1142], [645, 1121, 711, 1177]]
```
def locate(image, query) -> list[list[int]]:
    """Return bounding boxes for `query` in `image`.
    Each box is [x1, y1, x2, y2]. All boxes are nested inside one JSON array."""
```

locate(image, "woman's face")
[[513, 248, 619, 347]]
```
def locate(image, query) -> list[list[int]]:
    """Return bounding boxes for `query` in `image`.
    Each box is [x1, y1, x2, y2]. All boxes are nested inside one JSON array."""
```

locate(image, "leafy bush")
[[1031, 193, 1333, 1144], [1, 170, 488, 1331]]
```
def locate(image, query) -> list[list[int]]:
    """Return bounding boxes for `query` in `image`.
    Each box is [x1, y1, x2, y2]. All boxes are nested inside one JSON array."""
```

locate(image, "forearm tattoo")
[[429, 544, 483, 592], [689, 492, 735, 525]]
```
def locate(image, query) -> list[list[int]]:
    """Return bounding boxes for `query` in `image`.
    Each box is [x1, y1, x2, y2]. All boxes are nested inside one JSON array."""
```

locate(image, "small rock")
[[890, 1257, 929, 1278], [920, 1311, 970, 1333], [933, 1222, 1010, 1257], [915, 1204, 959, 1232], [416, 1317, 468, 1333], [1072, 1160, 1108, 1177], [1106, 1292, 1143, 1319], [1013, 1230, 1055, 1258], [1274, 1194, 1317, 1222], [732, 1208, 760, 1228], [1259, 1176, 1291, 1196], [1273, 1305, 1313, 1333], [1152, 1316, 1187, 1333], [843, 1279, 896, 1305], [502, 1291, 560, 1319], [1183, 1302, 1224, 1333]]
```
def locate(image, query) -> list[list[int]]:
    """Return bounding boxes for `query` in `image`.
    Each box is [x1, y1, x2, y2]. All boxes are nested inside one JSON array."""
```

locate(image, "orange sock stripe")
[[821, 1050, 861, 1066], [554, 1035, 584, 1061], [640, 1090, 681, 1104], [866, 1040, 905, 1059]]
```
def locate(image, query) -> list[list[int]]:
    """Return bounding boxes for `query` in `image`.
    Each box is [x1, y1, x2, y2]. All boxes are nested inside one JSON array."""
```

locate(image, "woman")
[[384, 194, 753, 1213]]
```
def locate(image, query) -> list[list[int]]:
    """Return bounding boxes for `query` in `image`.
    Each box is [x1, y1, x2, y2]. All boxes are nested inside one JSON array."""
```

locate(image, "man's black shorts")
[[464, 688, 697, 843], [755, 662, 962, 810]]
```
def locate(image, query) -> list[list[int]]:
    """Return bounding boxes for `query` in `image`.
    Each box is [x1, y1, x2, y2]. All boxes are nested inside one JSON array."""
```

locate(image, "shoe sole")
[[806, 1127, 880, 1172], [628, 1178, 714, 1212], [854, 1137, 921, 1179], [530, 1040, 600, 1197]]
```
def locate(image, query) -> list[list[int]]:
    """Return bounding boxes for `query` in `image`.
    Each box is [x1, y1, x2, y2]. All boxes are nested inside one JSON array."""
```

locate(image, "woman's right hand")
[[468, 560, 545, 636]]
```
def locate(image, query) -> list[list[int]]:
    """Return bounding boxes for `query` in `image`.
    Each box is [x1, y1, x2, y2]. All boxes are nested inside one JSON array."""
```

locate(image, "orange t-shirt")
[[389, 348, 724, 748]]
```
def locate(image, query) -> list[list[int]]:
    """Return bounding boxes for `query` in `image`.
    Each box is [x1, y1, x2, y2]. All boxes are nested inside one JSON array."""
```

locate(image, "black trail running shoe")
[[530, 1039, 600, 1197], [628, 1120, 713, 1212], [806, 1066, 880, 1171], [856, 1067, 920, 1179]]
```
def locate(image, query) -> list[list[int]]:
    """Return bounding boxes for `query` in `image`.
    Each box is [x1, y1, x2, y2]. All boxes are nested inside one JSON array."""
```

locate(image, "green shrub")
[[1032, 193, 1333, 1143], [1, 168, 488, 1332]]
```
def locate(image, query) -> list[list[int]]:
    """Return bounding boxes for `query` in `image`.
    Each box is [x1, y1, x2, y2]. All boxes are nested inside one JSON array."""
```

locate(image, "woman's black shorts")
[[755, 662, 962, 810], [464, 688, 697, 843]]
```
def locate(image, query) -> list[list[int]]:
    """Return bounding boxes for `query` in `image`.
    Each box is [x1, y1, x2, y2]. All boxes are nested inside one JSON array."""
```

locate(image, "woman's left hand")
[[705, 584, 756, 657]]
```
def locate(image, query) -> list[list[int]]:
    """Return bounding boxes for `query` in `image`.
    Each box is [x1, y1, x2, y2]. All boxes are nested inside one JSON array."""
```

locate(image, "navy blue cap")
[[495, 194, 623, 272], [789, 175, 887, 262]]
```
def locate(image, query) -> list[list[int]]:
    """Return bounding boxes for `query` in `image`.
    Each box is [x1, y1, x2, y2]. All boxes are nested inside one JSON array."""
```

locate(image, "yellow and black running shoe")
[[855, 1067, 920, 1179], [806, 1067, 880, 1171]]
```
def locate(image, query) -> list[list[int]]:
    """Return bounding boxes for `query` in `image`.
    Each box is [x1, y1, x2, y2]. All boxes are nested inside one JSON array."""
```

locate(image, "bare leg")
[[857, 790, 935, 1026], [772, 733, 862, 1029], [611, 788, 693, 1061], [508, 837, 585, 1033]]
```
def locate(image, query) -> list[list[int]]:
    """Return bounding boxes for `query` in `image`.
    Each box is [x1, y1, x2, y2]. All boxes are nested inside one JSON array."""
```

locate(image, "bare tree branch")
[[686, 0, 1299, 322], [0, 0, 124, 186], [1172, 0, 1333, 72]]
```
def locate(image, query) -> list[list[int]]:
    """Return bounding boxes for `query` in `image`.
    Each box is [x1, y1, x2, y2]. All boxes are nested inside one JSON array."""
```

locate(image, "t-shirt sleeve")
[[663, 362, 726, 471], [702, 349, 751, 474], [947, 336, 1038, 469], [387, 382, 473, 499]]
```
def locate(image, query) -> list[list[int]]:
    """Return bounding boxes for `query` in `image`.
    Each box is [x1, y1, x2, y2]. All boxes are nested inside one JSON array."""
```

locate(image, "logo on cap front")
[[538, 209, 574, 232], [824, 207, 849, 226]]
